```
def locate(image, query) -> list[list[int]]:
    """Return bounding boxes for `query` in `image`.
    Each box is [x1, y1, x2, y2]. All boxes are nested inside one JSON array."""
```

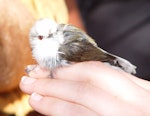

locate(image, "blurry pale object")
[[21, 0, 68, 23], [0, 0, 68, 115], [0, 0, 68, 93]]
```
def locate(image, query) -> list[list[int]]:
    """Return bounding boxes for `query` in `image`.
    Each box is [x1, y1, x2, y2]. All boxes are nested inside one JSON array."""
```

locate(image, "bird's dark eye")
[[47, 34, 53, 38], [38, 35, 43, 40]]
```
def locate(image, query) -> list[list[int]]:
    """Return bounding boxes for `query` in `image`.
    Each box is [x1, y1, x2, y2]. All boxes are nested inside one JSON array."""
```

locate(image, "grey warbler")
[[29, 18, 136, 74]]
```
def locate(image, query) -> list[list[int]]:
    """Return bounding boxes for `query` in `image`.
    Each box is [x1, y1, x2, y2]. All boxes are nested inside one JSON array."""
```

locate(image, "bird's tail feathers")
[[106, 53, 136, 74]]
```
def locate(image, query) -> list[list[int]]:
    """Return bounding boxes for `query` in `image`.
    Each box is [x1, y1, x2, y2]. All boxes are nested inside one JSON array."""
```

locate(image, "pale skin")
[[19, 61, 150, 116]]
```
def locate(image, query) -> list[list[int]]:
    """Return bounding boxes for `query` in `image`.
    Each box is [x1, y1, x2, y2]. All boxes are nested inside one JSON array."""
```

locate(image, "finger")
[[20, 75, 90, 97], [25, 61, 121, 81], [29, 93, 144, 116], [26, 61, 128, 83], [29, 93, 99, 116]]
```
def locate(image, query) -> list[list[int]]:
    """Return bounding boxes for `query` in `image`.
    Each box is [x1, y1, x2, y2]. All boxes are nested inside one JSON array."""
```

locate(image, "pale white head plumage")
[[30, 18, 58, 37], [29, 18, 65, 69]]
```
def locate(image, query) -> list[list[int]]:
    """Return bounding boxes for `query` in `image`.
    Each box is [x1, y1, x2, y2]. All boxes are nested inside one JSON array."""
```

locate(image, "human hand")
[[20, 61, 150, 116]]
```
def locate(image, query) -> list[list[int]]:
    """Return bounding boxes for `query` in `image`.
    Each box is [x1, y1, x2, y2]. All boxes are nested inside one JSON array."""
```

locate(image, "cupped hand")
[[20, 61, 150, 116]]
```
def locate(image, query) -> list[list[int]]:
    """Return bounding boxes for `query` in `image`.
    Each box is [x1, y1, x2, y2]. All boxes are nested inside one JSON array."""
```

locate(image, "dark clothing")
[[77, 1, 150, 80]]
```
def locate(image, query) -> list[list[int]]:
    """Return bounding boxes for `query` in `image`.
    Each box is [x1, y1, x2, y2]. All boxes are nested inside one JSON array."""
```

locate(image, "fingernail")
[[21, 76, 36, 84], [31, 92, 43, 101]]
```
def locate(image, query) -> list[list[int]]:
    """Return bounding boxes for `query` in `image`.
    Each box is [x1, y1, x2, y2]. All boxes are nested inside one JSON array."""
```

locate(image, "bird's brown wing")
[[58, 24, 116, 63], [59, 37, 116, 63], [58, 24, 136, 74]]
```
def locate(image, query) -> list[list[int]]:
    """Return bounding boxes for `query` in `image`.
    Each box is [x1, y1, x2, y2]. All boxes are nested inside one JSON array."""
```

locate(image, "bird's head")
[[30, 18, 58, 41], [29, 18, 65, 68]]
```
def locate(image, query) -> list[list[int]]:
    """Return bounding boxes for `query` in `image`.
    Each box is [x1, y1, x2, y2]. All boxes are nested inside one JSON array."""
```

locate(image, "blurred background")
[[0, 0, 149, 115], [77, 0, 150, 80]]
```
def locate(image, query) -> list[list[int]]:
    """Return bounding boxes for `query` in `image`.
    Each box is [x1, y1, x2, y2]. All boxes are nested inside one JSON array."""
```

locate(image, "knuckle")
[[74, 82, 90, 101]]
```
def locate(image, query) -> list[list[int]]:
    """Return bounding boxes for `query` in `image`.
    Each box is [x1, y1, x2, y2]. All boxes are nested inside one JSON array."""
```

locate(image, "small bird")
[[29, 18, 136, 74]]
